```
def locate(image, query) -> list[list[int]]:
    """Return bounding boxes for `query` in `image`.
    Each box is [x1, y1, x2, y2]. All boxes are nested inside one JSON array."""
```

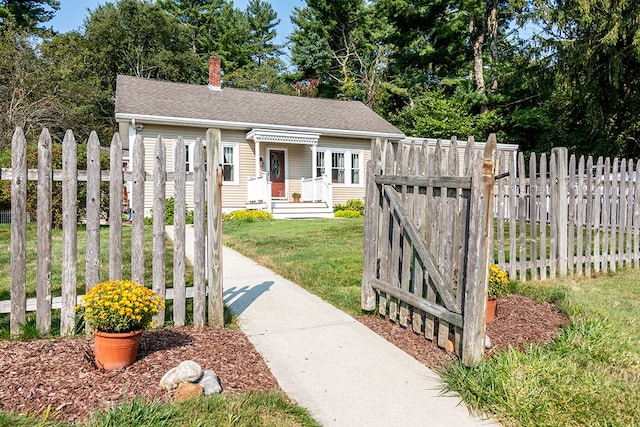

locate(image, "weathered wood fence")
[[494, 148, 640, 281], [362, 135, 497, 366], [0, 127, 224, 337]]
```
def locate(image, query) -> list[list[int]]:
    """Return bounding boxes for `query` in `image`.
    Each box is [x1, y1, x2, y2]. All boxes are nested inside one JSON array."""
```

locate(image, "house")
[[114, 57, 405, 218]]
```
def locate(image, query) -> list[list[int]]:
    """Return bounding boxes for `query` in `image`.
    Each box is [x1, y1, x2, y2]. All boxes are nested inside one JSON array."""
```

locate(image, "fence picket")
[[86, 132, 101, 290], [539, 154, 548, 280], [173, 137, 187, 327], [602, 158, 611, 273], [576, 156, 585, 276], [10, 128, 27, 337], [152, 136, 167, 325], [36, 129, 52, 335], [567, 155, 576, 275], [585, 156, 594, 274], [529, 153, 538, 280], [61, 130, 78, 336], [518, 152, 527, 281], [109, 133, 123, 280], [193, 137, 207, 326], [131, 134, 145, 285]]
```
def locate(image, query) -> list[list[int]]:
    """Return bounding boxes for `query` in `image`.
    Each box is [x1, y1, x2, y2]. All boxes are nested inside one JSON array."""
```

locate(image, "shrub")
[[334, 199, 364, 216], [144, 197, 195, 225], [335, 209, 362, 218], [222, 209, 273, 222]]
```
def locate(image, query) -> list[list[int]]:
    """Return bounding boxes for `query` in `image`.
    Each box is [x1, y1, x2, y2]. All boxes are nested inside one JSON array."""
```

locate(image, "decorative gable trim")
[[246, 129, 320, 145]]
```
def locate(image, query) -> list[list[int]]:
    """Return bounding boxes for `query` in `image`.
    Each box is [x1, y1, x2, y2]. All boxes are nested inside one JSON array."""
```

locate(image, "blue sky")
[[49, 0, 304, 48]]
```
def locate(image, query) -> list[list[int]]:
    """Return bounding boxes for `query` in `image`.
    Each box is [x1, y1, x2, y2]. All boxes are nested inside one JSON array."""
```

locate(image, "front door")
[[270, 150, 286, 198]]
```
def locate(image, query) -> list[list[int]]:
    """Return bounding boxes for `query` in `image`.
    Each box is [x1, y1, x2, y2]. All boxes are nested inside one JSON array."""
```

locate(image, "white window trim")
[[316, 148, 364, 187], [221, 142, 240, 186]]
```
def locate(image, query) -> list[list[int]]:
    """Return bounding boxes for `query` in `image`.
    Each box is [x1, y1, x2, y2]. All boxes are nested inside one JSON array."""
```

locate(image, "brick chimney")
[[208, 56, 221, 90]]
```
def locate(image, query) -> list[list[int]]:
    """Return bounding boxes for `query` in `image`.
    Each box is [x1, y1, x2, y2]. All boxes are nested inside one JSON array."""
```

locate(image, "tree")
[[0, 22, 65, 150], [84, 0, 199, 83], [245, 0, 281, 65], [0, 0, 59, 30], [529, 0, 640, 156], [290, 0, 391, 108]]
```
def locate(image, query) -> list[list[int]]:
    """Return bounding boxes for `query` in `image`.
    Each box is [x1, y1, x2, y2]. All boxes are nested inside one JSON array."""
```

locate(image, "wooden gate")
[[362, 135, 497, 366]]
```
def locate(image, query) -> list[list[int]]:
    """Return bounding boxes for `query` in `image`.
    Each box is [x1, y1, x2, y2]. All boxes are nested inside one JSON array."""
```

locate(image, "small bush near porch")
[[223, 218, 640, 426]]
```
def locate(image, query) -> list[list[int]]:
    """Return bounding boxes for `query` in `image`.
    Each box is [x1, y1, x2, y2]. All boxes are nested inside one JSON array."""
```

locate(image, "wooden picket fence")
[[493, 148, 640, 281], [362, 135, 497, 366], [0, 127, 224, 337]]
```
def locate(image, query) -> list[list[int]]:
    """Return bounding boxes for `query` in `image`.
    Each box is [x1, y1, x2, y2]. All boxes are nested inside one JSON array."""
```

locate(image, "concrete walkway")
[[168, 226, 498, 427]]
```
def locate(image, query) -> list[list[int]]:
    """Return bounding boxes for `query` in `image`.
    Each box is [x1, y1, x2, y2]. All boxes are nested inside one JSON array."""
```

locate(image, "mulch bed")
[[359, 294, 569, 369], [0, 327, 279, 423], [0, 294, 569, 424]]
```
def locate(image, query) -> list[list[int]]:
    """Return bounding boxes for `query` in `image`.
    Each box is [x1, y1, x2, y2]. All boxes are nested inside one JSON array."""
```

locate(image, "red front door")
[[270, 150, 286, 198]]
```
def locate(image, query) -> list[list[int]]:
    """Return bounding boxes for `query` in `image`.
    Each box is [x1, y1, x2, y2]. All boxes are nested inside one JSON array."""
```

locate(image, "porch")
[[247, 174, 334, 219]]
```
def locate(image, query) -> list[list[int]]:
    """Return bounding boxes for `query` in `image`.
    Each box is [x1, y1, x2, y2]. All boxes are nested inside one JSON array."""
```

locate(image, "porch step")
[[271, 201, 334, 219]]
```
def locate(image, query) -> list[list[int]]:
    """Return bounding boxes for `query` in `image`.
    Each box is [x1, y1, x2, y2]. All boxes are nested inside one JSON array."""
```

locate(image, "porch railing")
[[301, 175, 332, 206], [247, 172, 271, 206]]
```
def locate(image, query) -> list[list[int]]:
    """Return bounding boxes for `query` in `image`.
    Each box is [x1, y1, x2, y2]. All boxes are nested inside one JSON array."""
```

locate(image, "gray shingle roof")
[[115, 75, 404, 138]]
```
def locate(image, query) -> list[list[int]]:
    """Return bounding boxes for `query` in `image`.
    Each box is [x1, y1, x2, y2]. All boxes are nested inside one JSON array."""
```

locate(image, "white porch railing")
[[301, 175, 332, 206], [247, 172, 271, 206]]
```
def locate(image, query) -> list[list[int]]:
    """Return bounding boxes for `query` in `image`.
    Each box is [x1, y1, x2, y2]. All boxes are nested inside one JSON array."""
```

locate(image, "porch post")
[[255, 139, 261, 177], [312, 144, 317, 179]]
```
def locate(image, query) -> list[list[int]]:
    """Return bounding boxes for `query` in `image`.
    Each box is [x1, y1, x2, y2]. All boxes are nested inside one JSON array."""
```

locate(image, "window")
[[221, 143, 239, 185], [185, 143, 191, 172], [351, 153, 360, 185], [332, 152, 345, 184], [316, 151, 325, 177], [317, 148, 363, 186]]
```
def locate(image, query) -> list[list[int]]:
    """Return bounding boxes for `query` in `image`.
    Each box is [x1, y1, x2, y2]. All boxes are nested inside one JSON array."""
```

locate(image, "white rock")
[[485, 335, 492, 349], [197, 370, 222, 395], [160, 360, 203, 391]]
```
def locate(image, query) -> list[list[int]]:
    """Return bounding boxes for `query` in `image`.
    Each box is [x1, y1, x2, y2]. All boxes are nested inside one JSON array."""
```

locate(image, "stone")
[[197, 370, 222, 395], [485, 335, 492, 349], [160, 360, 203, 391], [173, 382, 204, 402]]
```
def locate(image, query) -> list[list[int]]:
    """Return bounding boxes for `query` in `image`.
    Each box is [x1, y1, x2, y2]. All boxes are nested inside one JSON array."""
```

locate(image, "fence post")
[[207, 128, 224, 327], [461, 134, 496, 366], [10, 127, 27, 338], [553, 147, 569, 276]]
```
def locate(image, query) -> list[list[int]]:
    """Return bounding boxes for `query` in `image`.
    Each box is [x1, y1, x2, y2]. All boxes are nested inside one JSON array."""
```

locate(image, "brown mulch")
[[358, 294, 569, 369], [0, 294, 568, 424], [0, 327, 279, 423]]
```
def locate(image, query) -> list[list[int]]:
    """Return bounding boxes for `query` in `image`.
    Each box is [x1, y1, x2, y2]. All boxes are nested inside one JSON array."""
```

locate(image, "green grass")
[[224, 218, 640, 427], [0, 391, 319, 427], [0, 223, 183, 302], [440, 271, 640, 426], [223, 218, 365, 315], [0, 223, 191, 338]]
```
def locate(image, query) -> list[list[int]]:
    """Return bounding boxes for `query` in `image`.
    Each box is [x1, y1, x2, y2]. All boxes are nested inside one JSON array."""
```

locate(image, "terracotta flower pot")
[[93, 330, 143, 370], [486, 298, 497, 323]]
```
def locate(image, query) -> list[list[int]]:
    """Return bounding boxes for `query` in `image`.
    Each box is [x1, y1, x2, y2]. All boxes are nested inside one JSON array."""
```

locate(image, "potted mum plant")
[[486, 264, 509, 323], [292, 192, 301, 203], [76, 280, 165, 370]]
